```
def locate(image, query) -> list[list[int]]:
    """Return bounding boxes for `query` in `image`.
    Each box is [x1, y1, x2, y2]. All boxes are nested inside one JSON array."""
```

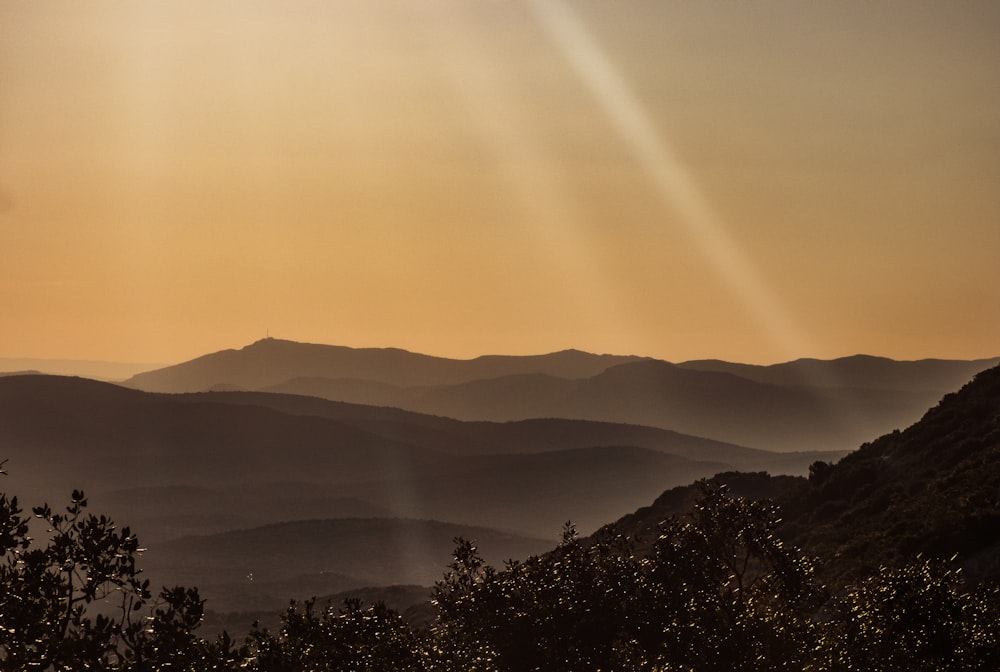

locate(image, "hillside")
[[5, 364, 999, 665], [391, 359, 949, 451], [595, 363, 1000, 586], [0, 375, 446, 500], [781, 362, 1000, 584], [7, 360, 997, 627], [96, 483, 393, 542], [591, 470, 805, 552]]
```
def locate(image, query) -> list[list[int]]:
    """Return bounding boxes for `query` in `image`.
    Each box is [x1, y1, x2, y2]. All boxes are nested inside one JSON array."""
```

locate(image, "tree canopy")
[[3, 463, 997, 671]]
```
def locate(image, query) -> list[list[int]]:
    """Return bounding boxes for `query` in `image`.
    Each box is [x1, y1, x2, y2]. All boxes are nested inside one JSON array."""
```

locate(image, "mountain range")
[[2, 338, 997, 622], [124, 339, 998, 452]]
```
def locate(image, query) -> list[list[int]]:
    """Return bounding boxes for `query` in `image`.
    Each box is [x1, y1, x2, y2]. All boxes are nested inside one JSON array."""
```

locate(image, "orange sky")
[[2, 0, 999, 366]]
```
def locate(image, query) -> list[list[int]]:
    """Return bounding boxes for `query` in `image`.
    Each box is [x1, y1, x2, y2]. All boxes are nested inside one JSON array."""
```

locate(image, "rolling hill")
[[0, 375, 829, 534], [141, 517, 553, 614], [400, 360, 941, 452], [0, 375, 832, 536], [0, 374, 446, 499], [172, 390, 808, 467]]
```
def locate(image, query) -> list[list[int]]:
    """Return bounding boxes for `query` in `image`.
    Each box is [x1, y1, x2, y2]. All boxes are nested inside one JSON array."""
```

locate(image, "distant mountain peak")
[[244, 337, 328, 350], [125, 339, 643, 393]]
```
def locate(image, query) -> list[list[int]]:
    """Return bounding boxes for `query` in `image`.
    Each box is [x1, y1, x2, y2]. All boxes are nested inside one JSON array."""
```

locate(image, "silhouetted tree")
[[247, 598, 425, 672], [637, 481, 821, 670], [5, 459, 998, 670], [432, 484, 823, 671], [808, 459, 833, 484], [0, 461, 245, 670], [816, 558, 1000, 671]]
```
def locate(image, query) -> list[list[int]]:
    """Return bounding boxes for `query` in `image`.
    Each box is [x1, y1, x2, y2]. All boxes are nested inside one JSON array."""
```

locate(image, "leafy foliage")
[[642, 482, 821, 670], [430, 479, 1000, 671], [815, 559, 1000, 671], [247, 598, 425, 672], [4, 458, 998, 670], [0, 468, 246, 670], [432, 482, 829, 671], [433, 523, 649, 671]]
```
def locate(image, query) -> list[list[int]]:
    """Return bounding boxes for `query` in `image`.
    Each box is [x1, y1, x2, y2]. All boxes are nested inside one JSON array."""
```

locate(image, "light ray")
[[527, 0, 812, 360], [406, 2, 647, 351]]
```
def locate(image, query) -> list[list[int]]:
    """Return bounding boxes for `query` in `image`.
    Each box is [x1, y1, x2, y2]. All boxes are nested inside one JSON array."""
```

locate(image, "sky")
[[2, 0, 999, 366]]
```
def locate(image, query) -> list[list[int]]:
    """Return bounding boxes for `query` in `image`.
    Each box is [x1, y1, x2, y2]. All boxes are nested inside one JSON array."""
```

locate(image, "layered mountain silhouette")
[[4, 340, 997, 622], [0, 357, 160, 381], [125, 339, 997, 452], [0, 374, 834, 536], [0, 372, 838, 615]]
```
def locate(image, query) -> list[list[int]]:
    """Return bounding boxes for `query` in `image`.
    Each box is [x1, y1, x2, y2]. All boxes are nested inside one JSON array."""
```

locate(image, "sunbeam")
[[527, 0, 813, 361], [402, 1, 650, 352]]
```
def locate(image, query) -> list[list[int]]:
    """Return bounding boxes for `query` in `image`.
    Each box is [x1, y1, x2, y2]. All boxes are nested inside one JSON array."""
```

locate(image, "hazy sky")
[[2, 0, 998, 365]]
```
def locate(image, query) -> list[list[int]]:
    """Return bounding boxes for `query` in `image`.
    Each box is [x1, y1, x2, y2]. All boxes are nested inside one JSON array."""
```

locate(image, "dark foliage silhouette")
[[0, 462, 245, 670], [431, 482, 999, 671], [816, 558, 1000, 671], [4, 463, 998, 670], [247, 598, 425, 672], [432, 482, 823, 671]]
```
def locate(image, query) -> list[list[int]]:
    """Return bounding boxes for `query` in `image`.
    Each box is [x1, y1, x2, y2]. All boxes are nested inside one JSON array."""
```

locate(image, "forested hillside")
[[599, 364, 1000, 586], [782, 361, 1000, 585]]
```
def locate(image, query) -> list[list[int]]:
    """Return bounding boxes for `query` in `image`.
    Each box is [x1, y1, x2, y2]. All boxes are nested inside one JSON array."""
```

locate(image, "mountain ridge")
[[678, 353, 1000, 392], [5, 360, 999, 639], [122, 339, 997, 452], [125, 338, 646, 391]]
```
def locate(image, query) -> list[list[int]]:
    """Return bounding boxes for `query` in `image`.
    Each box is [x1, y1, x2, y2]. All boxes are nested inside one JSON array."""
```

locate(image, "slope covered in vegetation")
[[782, 362, 1000, 585]]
